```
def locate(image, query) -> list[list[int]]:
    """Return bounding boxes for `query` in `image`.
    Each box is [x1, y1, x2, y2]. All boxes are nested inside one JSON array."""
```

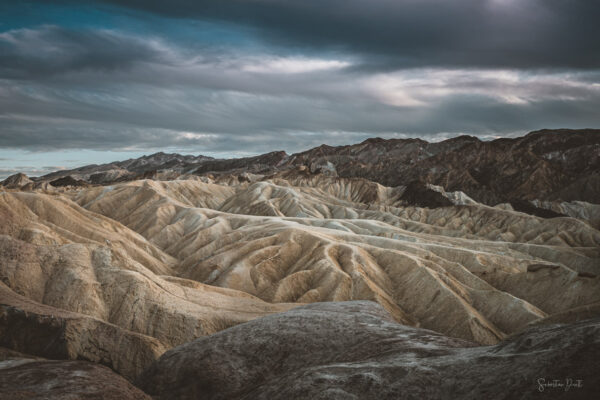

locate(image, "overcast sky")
[[1, 0, 599, 178]]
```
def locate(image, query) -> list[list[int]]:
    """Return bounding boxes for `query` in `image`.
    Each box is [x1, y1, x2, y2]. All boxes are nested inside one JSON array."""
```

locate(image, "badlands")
[[1, 130, 599, 399]]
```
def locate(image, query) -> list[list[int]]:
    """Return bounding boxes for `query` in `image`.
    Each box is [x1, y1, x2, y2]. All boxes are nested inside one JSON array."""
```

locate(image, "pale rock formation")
[[66, 178, 600, 345], [1, 130, 598, 397], [427, 183, 479, 205], [0, 190, 295, 373]]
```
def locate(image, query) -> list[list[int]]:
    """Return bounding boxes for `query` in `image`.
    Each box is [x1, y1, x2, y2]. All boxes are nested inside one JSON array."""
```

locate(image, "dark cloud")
[[0, 3, 598, 159], [80, 0, 600, 70], [1, 78, 599, 154], [0, 25, 163, 79]]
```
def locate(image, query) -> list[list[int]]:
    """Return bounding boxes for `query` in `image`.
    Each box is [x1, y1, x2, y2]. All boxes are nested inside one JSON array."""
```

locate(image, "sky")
[[1, 0, 599, 178]]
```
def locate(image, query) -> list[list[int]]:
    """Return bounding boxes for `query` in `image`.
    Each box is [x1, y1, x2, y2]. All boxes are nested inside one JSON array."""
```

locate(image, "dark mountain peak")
[[441, 135, 480, 144], [3, 172, 29, 181], [264, 150, 288, 157], [521, 128, 600, 144], [362, 137, 387, 144], [526, 128, 595, 136], [140, 152, 168, 160], [1, 173, 33, 189], [518, 128, 600, 156], [49, 175, 89, 187], [400, 180, 454, 208], [190, 150, 289, 175]]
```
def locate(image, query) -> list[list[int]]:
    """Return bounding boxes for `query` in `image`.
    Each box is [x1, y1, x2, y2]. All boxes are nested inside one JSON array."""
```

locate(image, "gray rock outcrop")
[[139, 301, 600, 400]]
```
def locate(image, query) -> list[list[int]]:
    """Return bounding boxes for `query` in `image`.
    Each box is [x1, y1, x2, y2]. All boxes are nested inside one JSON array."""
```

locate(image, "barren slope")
[[0, 190, 294, 374], [70, 177, 600, 345]]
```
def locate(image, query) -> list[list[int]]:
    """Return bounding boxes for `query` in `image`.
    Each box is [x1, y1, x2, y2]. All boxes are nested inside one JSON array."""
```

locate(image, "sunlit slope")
[[0, 191, 294, 356], [73, 178, 600, 345]]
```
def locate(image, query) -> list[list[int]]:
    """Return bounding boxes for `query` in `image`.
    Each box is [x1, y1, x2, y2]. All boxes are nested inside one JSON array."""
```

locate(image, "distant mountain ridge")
[[285, 129, 600, 205], [4, 129, 599, 207], [38, 152, 214, 183]]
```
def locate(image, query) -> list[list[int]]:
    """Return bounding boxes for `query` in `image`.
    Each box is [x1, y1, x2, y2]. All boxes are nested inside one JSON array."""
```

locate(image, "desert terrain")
[[1, 130, 599, 399]]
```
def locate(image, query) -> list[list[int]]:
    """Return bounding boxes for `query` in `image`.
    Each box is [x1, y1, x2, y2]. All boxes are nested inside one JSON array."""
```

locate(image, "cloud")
[[361, 69, 600, 107], [241, 57, 351, 74], [0, 25, 165, 79], [0, 82, 600, 155], [82, 0, 600, 70], [0, 16, 598, 156]]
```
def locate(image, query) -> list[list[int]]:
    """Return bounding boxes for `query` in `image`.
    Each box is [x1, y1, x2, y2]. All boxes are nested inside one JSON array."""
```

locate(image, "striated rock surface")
[[0, 190, 294, 377], [139, 301, 600, 400], [1, 174, 598, 350], [70, 178, 600, 345], [531, 200, 600, 229]]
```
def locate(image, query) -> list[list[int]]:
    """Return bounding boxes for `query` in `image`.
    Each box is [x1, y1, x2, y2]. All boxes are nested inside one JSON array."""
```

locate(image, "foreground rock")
[[139, 301, 600, 400], [0, 358, 150, 399]]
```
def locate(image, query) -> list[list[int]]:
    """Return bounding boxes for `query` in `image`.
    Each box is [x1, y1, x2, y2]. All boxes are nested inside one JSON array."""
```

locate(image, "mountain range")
[[6, 129, 596, 195]]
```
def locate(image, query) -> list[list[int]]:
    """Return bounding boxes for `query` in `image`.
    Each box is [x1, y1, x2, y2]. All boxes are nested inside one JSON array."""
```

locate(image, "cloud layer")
[[96, 0, 600, 69], [0, 1, 599, 159]]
